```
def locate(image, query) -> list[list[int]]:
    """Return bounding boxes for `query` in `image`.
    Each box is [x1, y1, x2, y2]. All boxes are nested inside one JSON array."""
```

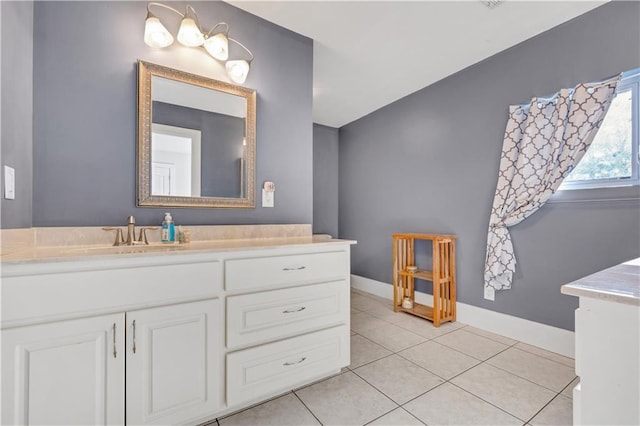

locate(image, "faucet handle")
[[138, 227, 159, 245], [102, 227, 124, 246]]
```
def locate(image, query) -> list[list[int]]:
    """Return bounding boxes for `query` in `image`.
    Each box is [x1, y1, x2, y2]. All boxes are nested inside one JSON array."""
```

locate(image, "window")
[[560, 69, 639, 190]]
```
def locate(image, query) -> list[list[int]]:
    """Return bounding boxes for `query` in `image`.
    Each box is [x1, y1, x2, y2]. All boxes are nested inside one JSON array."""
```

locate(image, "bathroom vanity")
[[1, 232, 354, 425], [561, 258, 640, 426]]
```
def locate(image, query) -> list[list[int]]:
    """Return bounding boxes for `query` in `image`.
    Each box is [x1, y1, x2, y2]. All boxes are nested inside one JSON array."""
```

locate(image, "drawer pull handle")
[[283, 266, 306, 271], [282, 306, 306, 314], [283, 357, 307, 366], [112, 323, 117, 358]]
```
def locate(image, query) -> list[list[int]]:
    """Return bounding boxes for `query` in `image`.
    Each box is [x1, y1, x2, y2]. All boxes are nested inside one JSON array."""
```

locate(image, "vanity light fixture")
[[143, 2, 254, 84]]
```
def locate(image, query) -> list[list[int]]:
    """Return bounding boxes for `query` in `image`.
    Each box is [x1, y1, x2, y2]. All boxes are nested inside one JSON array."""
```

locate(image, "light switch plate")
[[484, 286, 495, 301], [4, 166, 15, 200]]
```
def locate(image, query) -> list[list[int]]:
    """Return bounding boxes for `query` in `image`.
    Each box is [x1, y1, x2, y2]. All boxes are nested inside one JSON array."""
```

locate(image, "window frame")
[[559, 69, 639, 191]]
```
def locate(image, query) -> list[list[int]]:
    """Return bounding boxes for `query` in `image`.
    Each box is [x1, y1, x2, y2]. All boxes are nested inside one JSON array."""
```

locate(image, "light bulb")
[[144, 16, 174, 48], [204, 33, 229, 61], [177, 17, 204, 47], [225, 60, 250, 84]]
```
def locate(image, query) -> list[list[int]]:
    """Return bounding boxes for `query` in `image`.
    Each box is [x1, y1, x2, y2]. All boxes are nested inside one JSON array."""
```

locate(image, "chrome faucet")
[[103, 216, 158, 246]]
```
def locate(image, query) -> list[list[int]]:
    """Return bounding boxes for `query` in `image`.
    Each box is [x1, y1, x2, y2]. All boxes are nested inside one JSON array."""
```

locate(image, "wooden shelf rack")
[[392, 233, 457, 327]]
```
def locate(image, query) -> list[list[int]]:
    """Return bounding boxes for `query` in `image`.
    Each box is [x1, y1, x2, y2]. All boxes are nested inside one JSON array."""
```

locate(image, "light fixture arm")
[[206, 22, 230, 38], [146, 2, 184, 18], [229, 37, 254, 63], [184, 5, 204, 33]]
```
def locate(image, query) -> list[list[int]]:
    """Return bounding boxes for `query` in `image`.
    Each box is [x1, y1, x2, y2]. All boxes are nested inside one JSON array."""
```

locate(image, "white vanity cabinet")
[[1, 314, 125, 425], [1, 239, 353, 425], [561, 259, 640, 426]]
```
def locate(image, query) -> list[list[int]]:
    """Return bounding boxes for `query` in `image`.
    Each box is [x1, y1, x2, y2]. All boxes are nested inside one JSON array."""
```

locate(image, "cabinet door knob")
[[283, 357, 306, 366]]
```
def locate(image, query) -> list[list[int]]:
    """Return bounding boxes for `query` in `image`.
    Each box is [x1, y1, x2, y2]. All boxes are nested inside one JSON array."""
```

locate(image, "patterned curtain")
[[485, 75, 620, 291]]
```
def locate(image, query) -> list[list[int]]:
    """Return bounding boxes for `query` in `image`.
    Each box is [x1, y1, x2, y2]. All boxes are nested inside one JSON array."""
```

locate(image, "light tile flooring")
[[215, 289, 577, 426]]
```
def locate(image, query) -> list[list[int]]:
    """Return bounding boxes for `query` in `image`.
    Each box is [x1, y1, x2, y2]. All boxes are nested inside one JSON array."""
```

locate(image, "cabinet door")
[[126, 299, 221, 425], [1, 314, 125, 425]]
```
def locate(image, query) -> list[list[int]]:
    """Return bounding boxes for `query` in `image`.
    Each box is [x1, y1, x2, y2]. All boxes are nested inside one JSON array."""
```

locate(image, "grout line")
[[349, 348, 397, 371], [523, 391, 561, 425], [558, 377, 578, 398], [509, 344, 575, 369], [485, 363, 576, 395], [362, 406, 400, 426], [345, 372, 401, 418], [392, 350, 455, 382], [216, 391, 295, 421], [292, 390, 325, 425], [472, 343, 514, 365], [481, 349, 577, 395], [292, 368, 351, 393], [362, 407, 406, 426], [347, 333, 395, 371], [462, 327, 520, 347], [446, 380, 529, 423], [399, 406, 428, 426], [350, 363, 405, 405], [397, 380, 449, 406]]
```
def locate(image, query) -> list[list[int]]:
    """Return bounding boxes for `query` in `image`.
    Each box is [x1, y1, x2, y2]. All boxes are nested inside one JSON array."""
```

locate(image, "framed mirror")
[[137, 60, 256, 208]]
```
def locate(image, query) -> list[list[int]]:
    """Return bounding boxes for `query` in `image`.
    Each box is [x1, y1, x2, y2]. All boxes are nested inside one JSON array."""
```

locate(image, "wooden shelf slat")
[[399, 302, 433, 320], [397, 269, 433, 281]]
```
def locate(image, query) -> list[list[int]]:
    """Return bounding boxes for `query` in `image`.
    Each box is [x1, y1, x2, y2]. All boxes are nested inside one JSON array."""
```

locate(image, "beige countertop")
[[1, 236, 356, 266], [561, 258, 640, 306]]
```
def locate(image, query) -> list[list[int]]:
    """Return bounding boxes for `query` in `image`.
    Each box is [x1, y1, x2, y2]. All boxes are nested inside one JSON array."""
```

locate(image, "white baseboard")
[[350, 274, 575, 358]]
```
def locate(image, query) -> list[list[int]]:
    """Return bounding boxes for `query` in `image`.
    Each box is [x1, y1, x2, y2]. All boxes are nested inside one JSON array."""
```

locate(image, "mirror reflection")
[[137, 61, 256, 208]]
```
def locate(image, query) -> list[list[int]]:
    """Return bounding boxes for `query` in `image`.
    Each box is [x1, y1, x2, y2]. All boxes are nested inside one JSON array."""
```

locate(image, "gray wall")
[[313, 124, 339, 237], [152, 101, 245, 198], [1, 1, 33, 229], [339, 1, 640, 331], [31, 1, 312, 227]]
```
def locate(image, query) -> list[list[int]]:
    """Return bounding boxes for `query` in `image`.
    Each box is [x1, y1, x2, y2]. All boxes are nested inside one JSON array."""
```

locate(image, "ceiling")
[[228, 1, 607, 128]]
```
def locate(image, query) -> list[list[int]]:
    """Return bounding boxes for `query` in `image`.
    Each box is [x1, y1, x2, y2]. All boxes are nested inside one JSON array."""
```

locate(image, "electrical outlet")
[[4, 166, 15, 200], [484, 286, 495, 301]]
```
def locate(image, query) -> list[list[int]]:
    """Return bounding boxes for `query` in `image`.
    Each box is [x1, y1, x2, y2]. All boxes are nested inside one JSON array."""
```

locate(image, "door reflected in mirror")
[[151, 124, 202, 197], [137, 61, 256, 208]]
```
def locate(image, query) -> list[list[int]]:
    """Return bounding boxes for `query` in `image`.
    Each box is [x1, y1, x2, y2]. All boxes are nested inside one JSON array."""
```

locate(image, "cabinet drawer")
[[226, 326, 349, 406], [225, 251, 348, 292], [227, 280, 349, 349], [2, 260, 222, 327]]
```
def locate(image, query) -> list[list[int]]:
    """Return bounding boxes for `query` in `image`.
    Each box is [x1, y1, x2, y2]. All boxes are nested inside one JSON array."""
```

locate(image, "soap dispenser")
[[161, 212, 175, 243]]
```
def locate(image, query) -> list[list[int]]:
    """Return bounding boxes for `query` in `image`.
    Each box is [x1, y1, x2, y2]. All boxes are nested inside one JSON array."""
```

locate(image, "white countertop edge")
[[1, 237, 357, 277], [561, 258, 640, 306], [561, 285, 639, 306]]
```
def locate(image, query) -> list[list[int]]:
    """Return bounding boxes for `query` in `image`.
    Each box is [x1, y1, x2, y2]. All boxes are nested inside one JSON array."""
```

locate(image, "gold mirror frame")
[[137, 60, 256, 208]]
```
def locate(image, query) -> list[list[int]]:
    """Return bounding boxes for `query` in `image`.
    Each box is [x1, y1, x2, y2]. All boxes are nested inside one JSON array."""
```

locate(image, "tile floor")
[[215, 289, 577, 426]]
